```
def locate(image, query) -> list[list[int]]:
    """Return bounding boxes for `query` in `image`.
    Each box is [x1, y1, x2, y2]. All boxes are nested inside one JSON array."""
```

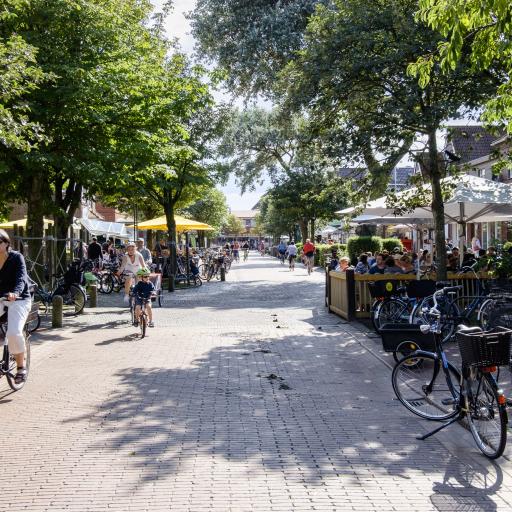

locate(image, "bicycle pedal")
[[441, 398, 457, 406]]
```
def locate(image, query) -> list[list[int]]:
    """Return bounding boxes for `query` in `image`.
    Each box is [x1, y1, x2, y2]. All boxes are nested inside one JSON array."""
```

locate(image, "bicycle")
[[132, 295, 153, 338], [0, 297, 36, 391], [392, 284, 510, 459], [32, 263, 87, 316], [410, 266, 495, 342], [243, 249, 249, 262]]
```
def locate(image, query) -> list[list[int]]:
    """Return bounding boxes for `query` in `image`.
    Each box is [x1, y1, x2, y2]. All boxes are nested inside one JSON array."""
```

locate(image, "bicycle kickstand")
[[416, 413, 462, 441]]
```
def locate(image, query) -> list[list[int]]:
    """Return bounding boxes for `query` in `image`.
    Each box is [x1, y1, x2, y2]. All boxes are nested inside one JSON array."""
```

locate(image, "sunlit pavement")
[[2, 252, 512, 511]]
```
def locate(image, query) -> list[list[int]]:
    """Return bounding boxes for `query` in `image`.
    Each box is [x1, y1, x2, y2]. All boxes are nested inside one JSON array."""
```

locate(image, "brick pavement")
[[1, 253, 512, 511]]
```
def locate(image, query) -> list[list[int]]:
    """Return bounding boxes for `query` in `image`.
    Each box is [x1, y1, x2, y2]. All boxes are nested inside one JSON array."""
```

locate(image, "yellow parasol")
[[0, 217, 54, 229], [128, 215, 214, 231]]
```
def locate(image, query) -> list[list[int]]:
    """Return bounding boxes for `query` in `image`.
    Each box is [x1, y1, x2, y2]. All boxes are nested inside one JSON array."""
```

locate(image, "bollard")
[[168, 274, 175, 292], [88, 284, 97, 308], [52, 295, 63, 328], [220, 266, 226, 282]]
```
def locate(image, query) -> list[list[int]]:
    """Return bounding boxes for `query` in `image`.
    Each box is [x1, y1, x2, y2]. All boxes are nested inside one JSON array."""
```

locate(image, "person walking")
[[136, 238, 152, 267], [286, 241, 298, 271], [87, 237, 102, 263]]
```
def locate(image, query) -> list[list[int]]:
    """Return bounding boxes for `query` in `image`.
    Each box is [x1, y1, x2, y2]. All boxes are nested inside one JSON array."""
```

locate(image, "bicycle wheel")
[[140, 314, 146, 338], [392, 353, 460, 421], [33, 289, 49, 316], [487, 304, 512, 330], [197, 264, 207, 280], [478, 298, 495, 331], [374, 298, 409, 331], [370, 300, 382, 332], [99, 273, 114, 294], [410, 297, 459, 343], [465, 372, 507, 459], [53, 284, 86, 315], [5, 334, 31, 391], [194, 275, 203, 287], [27, 312, 41, 334], [206, 265, 215, 282]]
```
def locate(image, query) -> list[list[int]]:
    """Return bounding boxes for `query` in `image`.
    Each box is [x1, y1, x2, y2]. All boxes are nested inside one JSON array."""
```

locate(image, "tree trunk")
[[310, 219, 315, 242], [26, 174, 46, 285], [427, 129, 447, 281], [163, 195, 177, 276], [298, 219, 308, 243], [54, 180, 82, 272]]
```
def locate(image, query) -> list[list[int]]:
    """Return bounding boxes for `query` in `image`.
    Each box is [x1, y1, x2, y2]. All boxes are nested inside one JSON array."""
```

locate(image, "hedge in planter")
[[347, 236, 382, 263], [382, 238, 403, 253]]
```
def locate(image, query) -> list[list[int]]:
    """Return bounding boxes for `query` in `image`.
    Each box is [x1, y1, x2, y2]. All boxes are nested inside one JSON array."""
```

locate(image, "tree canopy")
[[413, 0, 512, 130], [190, 0, 322, 97]]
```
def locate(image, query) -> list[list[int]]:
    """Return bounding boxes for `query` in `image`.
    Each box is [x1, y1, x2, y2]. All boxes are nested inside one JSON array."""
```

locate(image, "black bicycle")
[[392, 284, 510, 459], [0, 297, 37, 391]]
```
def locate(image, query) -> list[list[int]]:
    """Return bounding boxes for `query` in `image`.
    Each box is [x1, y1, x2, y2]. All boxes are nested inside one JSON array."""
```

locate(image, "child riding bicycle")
[[132, 268, 156, 328]]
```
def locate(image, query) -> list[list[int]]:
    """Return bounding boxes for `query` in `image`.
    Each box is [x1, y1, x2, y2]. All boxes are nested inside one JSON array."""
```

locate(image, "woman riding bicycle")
[[0, 229, 31, 384], [117, 242, 147, 303]]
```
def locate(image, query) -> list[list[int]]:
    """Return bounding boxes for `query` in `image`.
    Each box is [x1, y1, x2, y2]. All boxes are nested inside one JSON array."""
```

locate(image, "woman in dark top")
[[0, 229, 31, 383]]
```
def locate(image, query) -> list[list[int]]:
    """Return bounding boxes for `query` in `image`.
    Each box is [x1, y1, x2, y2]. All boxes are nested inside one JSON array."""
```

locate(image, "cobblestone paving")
[[2, 253, 512, 511]]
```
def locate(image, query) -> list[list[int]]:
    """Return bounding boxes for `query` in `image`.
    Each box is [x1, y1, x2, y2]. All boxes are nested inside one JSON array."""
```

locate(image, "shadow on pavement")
[[63, 321, 508, 506]]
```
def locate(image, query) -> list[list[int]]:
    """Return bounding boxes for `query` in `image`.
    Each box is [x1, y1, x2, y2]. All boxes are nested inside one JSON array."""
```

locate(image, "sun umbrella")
[[129, 215, 214, 231], [0, 217, 54, 229]]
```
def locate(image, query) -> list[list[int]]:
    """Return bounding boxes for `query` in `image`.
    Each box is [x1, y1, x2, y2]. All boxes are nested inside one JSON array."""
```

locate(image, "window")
[[478, 168, 485, 178]]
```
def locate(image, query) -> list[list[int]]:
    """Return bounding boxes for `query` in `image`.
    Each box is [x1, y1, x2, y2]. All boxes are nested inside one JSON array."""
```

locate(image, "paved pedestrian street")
[[2, 253, 512, 511]]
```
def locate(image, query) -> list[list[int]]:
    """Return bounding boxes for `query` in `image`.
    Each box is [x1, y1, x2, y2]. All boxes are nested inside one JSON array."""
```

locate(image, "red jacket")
[[303, 242, 315, 254]]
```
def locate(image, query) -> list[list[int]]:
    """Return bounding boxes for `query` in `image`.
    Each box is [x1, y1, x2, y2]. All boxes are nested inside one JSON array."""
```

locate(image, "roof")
[[232, 210, 259, 219], [338, 166, 416, 191], [446, 126, 504, 164]]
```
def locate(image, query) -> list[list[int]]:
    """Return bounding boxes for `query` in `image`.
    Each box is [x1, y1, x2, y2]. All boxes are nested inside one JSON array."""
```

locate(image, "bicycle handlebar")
[[430, 285, 463, 317]]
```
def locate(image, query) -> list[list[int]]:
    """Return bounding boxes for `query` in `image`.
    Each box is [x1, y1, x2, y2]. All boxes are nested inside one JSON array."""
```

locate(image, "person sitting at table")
[[384, 255, 402, 274], [399, 254, 415, 274], [369, 253, 386, 274], [354, 253, 369, 274]]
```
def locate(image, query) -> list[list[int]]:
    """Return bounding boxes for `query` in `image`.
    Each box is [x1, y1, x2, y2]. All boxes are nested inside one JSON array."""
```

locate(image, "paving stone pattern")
[[2, 253, 512, 511]]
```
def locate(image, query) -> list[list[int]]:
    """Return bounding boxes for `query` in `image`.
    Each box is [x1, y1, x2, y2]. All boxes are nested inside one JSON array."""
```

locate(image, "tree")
[[256, 195, 297, 240], [224, 214, 244, 237], [279, 0, 502, 278], [180, 188, 229, 245], [190, 0, 321, 97], [267, 165, 347, 242], [0, 0, 172, 266], [413, 0, 512, 130]]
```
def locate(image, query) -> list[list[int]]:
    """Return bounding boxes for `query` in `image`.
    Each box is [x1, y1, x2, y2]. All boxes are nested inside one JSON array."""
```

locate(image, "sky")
[[151, 0, 268, 212]]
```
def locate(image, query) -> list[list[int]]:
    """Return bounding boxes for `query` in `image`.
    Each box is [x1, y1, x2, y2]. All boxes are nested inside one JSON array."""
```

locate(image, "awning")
[[79, 218, 128, 237], [129, 215, 214, 231], [0, 217, 54, 228]]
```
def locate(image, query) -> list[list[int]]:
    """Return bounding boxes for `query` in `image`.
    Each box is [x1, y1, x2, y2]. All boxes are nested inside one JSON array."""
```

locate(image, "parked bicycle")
[[392, 284, 510, 459], [32, 261, 87, 316]]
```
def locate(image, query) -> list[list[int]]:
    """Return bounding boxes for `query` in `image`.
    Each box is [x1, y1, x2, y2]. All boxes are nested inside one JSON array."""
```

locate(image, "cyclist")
[[233, 240, 240, 263], [302, 238, 316, 274], [0, 229, 31, 384], [286, 240, 298, 271], [242, 241, 249, 261], [132, 268, 155, 328], [117, 242, 147, 303], [277, 240, 287, 264]]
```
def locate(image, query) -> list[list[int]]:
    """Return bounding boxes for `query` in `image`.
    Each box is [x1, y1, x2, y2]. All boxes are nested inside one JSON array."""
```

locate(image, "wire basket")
[[456, 327, 512, 368]]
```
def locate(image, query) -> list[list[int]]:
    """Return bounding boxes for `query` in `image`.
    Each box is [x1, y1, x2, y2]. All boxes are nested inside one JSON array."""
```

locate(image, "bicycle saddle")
[[457, 325, 483, 334]]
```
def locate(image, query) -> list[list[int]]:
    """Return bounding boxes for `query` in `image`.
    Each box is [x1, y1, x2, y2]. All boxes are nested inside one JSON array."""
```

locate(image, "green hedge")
[[347, 236, 382, 263], [381, 238, 403, 253], [315, 244, 347, 266], [504, 241, 512, 252]]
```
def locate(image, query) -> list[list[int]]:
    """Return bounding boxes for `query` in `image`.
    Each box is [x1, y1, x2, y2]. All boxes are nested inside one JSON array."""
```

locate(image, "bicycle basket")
[[487, 278, 512, 299], [405, 280, 436, 299], [456, 327, 512, 368], [64, 261, 84, 286], [367, 280, 400, 298], [379, 323, 435, 353]]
